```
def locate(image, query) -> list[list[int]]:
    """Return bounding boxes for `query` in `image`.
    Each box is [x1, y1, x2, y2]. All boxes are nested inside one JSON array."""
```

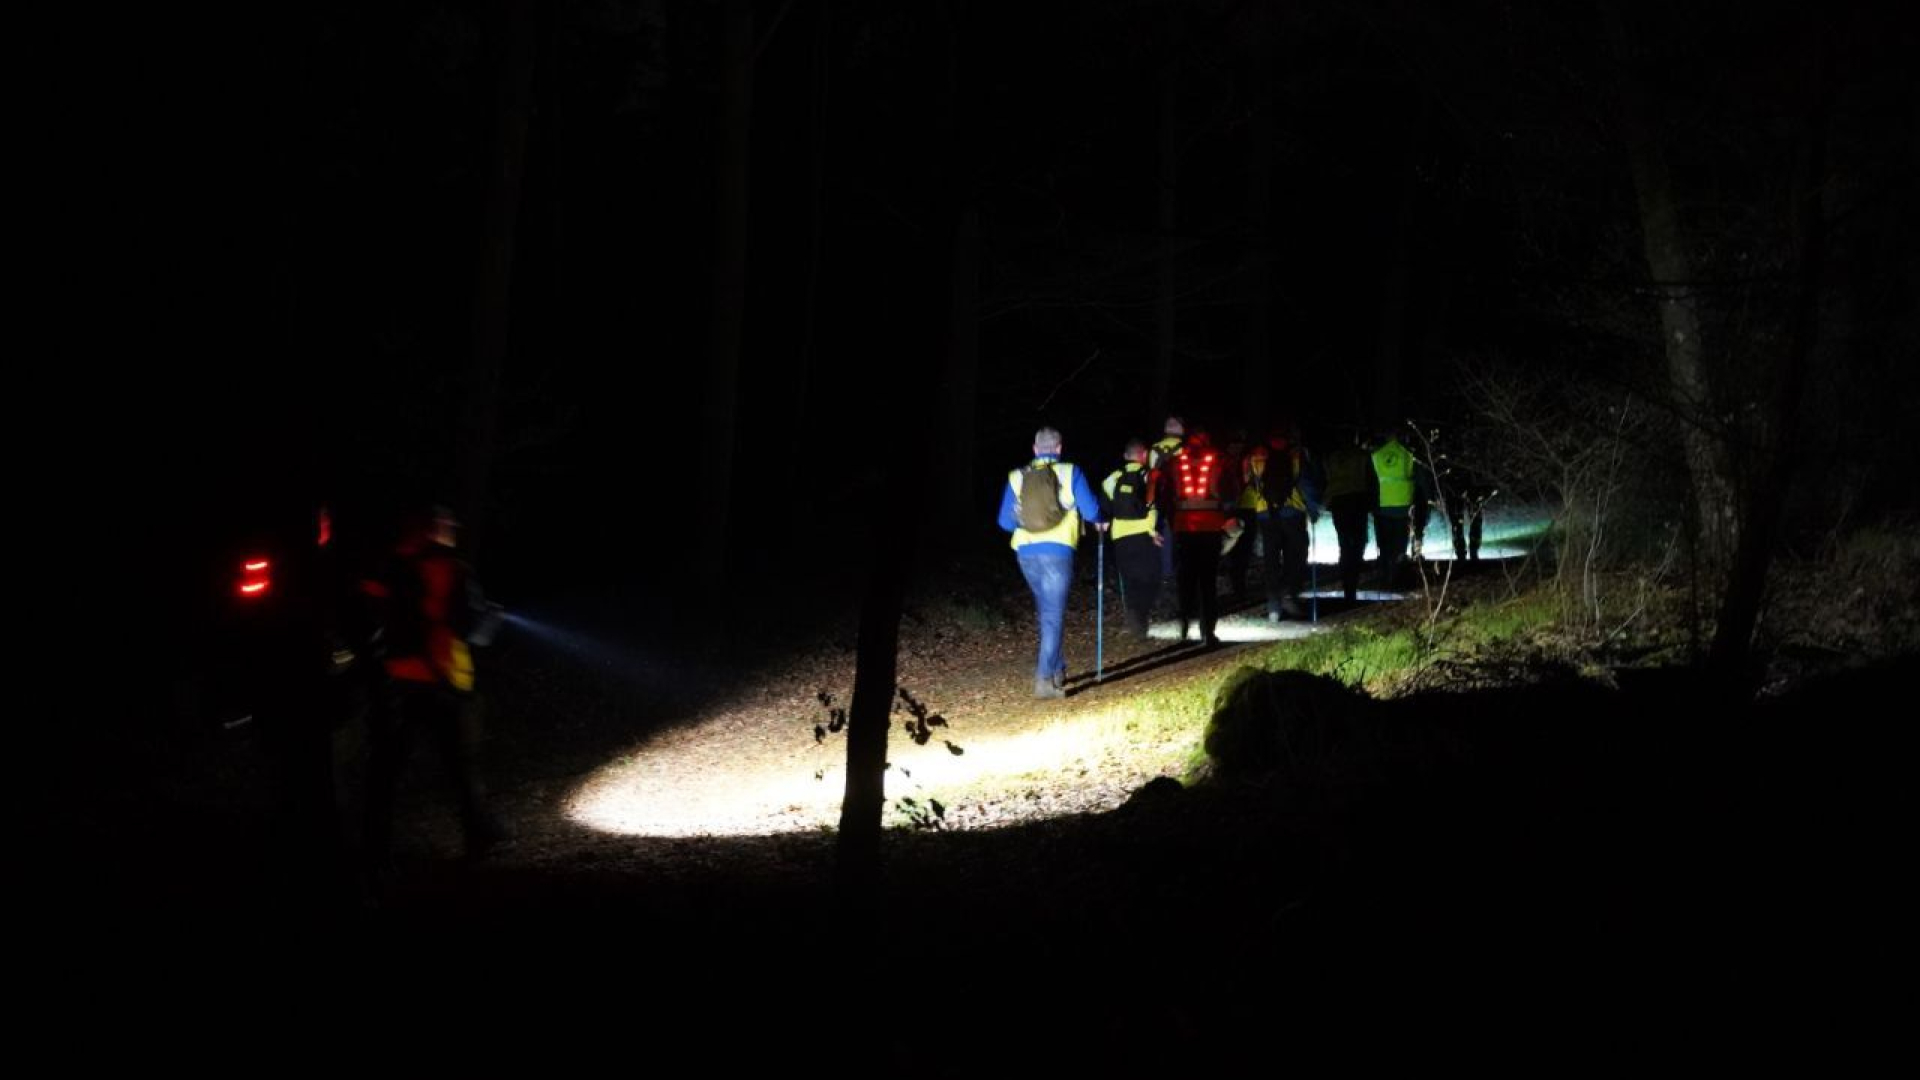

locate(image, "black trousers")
[[1113, 531, 1161, 634], [1374, 507, 1411, 587], [1449, 494, 1488, 560], [1175, 531, 1223, 639], [1227, 514, 1286, 613], [363, 679, 496, 864], [1275, 511, 1309, 599], [258, 688, 346, 902], [1330, 498, 1372, 600]]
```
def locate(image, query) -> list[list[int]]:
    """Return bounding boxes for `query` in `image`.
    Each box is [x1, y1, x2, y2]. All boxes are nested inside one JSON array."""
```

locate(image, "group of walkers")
[[998, 418, 1495, 698]]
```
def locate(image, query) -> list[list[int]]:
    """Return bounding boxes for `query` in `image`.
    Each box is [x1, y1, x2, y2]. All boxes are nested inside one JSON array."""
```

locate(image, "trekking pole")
[[1309, 514, 1320, 625], [1096, 530, 1106, 682]]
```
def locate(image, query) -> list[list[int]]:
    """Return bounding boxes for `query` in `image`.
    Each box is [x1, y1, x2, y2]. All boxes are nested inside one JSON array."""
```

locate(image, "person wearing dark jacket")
[[1229, 444, 1288, 618], [1147, 416, 1186, 581], [361, 505, 507, 874], [1268, 430, 1323, 619], [1321, 432, 1379, 602], [1102, 438, 1162, 641]]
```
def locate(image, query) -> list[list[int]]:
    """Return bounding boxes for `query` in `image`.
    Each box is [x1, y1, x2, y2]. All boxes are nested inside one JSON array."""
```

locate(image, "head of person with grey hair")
[[1033, 427, 1063, 456]]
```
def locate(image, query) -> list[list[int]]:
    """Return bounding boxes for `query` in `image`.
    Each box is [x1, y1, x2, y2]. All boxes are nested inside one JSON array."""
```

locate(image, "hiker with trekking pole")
[[998, 426, 1106, 699], [1102, 438, 1162, 645]]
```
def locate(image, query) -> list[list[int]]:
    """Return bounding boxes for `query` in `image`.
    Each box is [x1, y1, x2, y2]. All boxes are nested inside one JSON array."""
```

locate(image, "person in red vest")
[[360, 505, 507, 877], [1170, 429, 1234, 646]]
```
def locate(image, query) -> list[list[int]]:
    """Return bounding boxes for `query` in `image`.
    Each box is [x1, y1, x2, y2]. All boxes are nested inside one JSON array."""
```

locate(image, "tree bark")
[[1241, 63, 1274, 432], [1601, 2, 1739, 565], [1708, 34, 1834, 681], [1150, 34, 1180, 428], [459, 0, 538, 559], [836, 507, 907, 895], [1372, 100, 1418, 432], [792, 0, 832, 446], [838, 0, 957, 906], [939, 206, 982, 541]]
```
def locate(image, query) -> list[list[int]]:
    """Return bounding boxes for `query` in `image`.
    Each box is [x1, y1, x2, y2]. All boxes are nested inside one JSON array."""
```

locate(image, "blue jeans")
[[1017, 550, 1073, 682]]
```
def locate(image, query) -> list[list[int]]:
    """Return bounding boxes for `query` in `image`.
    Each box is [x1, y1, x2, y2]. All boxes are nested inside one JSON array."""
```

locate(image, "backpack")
[[1017, 463, 1068, 532], [380, 548, 499, 655], [1109, 466, 1151, 520], [1250, 454, 1295, 511], [1323, 446, 1373, 500]]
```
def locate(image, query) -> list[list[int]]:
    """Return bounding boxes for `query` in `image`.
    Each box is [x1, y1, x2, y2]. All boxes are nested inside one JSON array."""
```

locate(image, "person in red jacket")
[[360, 505, 507, 876]]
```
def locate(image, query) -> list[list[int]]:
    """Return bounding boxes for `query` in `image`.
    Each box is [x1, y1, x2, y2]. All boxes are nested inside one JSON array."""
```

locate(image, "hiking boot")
[[1034, 678, 1065, 700]]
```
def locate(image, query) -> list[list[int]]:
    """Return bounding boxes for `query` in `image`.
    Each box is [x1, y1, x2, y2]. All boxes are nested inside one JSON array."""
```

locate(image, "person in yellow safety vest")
[[1232, 431, 1322, 621], [1147, 416, 1186, 580], [1102, 438, 1163, 641], [1268, 430, 1323, 618], [1228, 443, 1284, 612], [1170, 428, 1233, 646], [1371, 430, 1418, 589], [998, 427, 1107, 699]]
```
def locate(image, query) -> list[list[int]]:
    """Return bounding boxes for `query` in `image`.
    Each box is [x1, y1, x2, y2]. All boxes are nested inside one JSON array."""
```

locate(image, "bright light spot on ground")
[[566, 713, 1138, 839], [1301, 502, 1547, 565], [565, 504, 1556, 839], [1297, 588, 1410, 602], [1145, 617, 1321, 643]]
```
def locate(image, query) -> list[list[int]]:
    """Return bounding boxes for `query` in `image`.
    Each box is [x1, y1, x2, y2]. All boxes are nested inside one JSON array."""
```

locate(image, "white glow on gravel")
[[567, 505, 1554, 838], [566, 716, 1123, 839]]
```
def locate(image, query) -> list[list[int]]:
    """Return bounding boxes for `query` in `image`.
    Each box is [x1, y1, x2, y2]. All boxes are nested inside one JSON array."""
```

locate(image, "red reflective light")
[[239, 556, 271, 599]]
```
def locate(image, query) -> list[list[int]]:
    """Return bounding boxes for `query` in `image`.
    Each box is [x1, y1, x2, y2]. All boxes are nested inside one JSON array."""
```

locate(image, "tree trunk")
[[1150, 41, 1180, 428], [1241, 63, 1274, 433], [1372, 102, 1418, 432], [792, 0, 832, 447], [545, 4, 567, 325], [938, 207, 982, 541], [1708, 35, 1834, 681], [697, 0, 753, 622], [1602, 2, 1739, 565], [835, 506, 908, 896], [839, 0, 957, 907], [459, 0, 538, 558]]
